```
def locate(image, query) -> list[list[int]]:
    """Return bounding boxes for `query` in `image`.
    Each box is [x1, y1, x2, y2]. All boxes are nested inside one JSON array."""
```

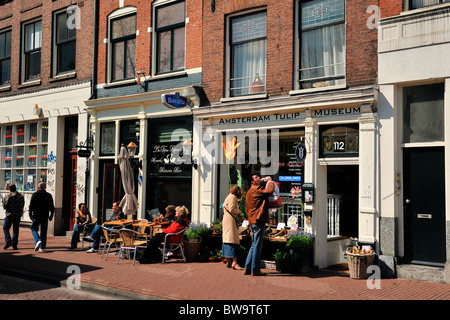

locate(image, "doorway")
[[327, 165, 359, 238], [403, 147, 446, 266], [62, 116, 78, 232], [98, 160, 122, 223]]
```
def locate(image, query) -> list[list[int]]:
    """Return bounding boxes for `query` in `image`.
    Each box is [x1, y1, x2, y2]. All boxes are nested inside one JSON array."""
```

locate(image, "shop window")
[[319, 124, 359, 158], [217, 128, 305, 225], [0, 29, 11, 86], [109, 11, 136, 82], [0, 121, 48, 191], [402, 83, 444, 144], [120, 120, 140, 156], [154, 0, 185, 74], [227, 11, 267, 97], [54, 9, 76, 75], [297, 0, 345, 89], [100, 122, 116, 156], [22, 19, 42, 82]]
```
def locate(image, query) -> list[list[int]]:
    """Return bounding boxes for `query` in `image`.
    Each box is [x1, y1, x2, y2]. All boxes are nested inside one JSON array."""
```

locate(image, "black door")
[[403, 147, 446, 266]]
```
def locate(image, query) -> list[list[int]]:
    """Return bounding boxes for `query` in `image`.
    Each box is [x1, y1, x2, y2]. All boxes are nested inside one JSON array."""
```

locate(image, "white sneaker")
[[34, 240, 42, 251], [38, 248, 45, 252], [86, 248, 98, 253]]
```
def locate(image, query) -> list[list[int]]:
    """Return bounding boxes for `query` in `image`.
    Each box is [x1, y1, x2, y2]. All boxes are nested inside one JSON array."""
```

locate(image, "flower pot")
[[184, 239, 202, 261]]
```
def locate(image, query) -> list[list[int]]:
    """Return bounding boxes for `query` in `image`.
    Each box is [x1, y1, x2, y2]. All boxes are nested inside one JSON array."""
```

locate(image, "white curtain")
[[301, 23, 345, 89]]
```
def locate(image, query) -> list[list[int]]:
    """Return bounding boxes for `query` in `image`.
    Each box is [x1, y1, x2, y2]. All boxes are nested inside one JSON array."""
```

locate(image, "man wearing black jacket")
[[29, 182, 55, 252]]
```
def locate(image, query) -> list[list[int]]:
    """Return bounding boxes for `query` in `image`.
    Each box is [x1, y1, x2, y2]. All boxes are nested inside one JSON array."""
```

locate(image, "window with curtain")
[[23, 20, 42, 82], [110, 14, 136, 81], [54, 10, 76, 75], [229, 11, 267, 97], [0, 29, 11, 86], [155, 0, 185, 74], [299, 0, 345, 89]]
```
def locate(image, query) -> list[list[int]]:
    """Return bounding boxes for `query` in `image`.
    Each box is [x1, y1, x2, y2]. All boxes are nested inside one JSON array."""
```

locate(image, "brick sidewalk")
[[0, 228, 449, 302]]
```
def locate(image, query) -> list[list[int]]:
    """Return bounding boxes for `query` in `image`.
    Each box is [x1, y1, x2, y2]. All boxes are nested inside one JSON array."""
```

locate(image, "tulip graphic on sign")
[[223, 137, 241, 188]]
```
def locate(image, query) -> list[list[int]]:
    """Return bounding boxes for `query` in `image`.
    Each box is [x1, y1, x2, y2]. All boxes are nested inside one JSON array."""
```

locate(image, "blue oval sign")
[[295, 142, 307, 163], [162, 92, 188, 109]]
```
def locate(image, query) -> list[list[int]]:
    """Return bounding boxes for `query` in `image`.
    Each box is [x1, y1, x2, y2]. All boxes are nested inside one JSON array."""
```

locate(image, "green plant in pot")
[[211, 219, 223, 235], [184, 222, 209, 261]]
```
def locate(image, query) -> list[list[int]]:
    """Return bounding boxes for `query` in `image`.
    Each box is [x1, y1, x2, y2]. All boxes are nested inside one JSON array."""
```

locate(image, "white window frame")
[[21, 18, 42, 84], [0, 28, 12, 88], [52, 7, 77, 77], [107, 6, 137, 84]]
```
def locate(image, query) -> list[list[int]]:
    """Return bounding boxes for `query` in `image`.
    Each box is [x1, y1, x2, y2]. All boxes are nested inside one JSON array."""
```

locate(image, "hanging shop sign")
[[295, 141, 307, 163], [162, 92, 188, 109]]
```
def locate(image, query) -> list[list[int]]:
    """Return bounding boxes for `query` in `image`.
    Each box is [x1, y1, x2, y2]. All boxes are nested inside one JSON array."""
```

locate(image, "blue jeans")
[[3, 215, 21, 246], [71, 224, 94, 248], [31, 218, 49, 249], [244, 221, 265, 273], [89, 224, 104, 250]]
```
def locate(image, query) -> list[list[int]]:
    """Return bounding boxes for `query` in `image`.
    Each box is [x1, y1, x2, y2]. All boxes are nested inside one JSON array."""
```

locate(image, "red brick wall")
[[97, 0, 202, 84], [202, 0, 381, 104], [0, 0, 94, 95]]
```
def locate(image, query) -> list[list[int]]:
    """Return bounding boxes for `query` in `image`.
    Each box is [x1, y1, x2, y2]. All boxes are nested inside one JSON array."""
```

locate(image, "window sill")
[[49, 72, 77, 83], [220, 93, 268, 103], [18, 79, 41, 89], [103, 78, 137, 88], [0, 84, 11, 92], [289, 84, 347, 96], [149, 70, 187, 81]]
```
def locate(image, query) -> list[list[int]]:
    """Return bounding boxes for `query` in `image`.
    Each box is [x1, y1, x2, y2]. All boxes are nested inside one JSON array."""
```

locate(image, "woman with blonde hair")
[[222, 185, 245, 270]]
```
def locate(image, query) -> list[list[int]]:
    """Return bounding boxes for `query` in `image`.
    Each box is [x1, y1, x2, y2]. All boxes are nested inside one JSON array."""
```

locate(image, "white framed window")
[[0, 121, 48, 191], [295, 0, 345, 90], [0, 28, 11, 87], [152, 0, 186, 75], [408, 0, 450, 10], [107, 7, 137, 83], [22, 19, 42, 83], [226, 10, 267, 98], [53, 8, 76, 76]]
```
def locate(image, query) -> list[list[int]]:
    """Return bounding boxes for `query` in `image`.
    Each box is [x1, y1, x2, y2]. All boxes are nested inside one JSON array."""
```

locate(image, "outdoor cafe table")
[[132, 221, 170, 237], [103, 219, 135, 228]]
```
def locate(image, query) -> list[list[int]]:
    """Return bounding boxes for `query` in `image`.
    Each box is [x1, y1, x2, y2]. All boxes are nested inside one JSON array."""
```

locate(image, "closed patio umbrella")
[[118, 145, 139, 219]]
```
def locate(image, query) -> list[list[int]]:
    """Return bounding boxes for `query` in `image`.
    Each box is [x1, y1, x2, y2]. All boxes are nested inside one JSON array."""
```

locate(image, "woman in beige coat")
[[222, 185, 245, 270]]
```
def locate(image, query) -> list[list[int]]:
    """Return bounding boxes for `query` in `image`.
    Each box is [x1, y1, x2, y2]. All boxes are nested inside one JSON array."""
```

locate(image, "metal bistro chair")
[[81, 217, 97, 249], [161, 228, 187, 263], [117, 229, 147, 266], [100, 226, 122, 261]]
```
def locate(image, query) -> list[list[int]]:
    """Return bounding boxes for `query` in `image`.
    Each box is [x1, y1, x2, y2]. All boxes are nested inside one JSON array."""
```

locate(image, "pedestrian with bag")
[[29, 182, 55, 252], [222, 185, 245, 270], [244, 175, 274, 276], [2, 184, 25, 250]]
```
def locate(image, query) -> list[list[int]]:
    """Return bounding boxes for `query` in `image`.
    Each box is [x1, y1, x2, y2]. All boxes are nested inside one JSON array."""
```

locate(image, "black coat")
[[29, 189, 55, 219]]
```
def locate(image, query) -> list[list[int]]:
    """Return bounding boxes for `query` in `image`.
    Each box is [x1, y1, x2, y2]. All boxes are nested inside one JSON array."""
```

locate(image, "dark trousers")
[[138, 233, 165, 263], [3, 215, 21, 246]]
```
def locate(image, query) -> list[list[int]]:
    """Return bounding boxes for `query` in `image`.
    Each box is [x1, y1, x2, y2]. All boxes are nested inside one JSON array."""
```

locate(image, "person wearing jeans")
[[29, 182, 54, 252], [2, 184, 25, 250], [243, 175, 274, 276]]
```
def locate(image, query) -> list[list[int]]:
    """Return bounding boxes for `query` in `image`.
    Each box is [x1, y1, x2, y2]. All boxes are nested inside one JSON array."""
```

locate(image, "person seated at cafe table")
[[83, 202, 124, 253], [138, 205, 189, 264], [70, 203, 92, 249]]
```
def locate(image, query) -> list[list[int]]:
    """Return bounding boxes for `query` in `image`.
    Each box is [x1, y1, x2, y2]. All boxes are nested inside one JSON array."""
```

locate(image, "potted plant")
[[184, 222, 209, 261], [211, 219, 223, 235], [286, 229, 315, 272], [273, 249, 287, 273]]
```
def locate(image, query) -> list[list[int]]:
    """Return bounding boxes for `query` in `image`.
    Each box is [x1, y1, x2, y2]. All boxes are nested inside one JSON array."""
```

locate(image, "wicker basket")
[[346, 251, 376, 279]]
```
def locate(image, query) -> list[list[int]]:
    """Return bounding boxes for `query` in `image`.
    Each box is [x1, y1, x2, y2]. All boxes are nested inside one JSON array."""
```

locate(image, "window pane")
[[34, 21, 42, 48], [3, 171, 11, 189], [0, 32, 5, 59], [25, 23, 34, 51], [26, 51, 41, 80], [41, 121, 48, 143], [15, 146, 24, 167], [173, 27, 185, 70], [57, 12, 68, 43], [28, 123, 38, 144], [16, 125, 25, 144], [158, 30, 171, 73], [231, 12, 266, 43], [58, 41, 76, 73], [125, 39, 136, 78], [3, 125, 12, 145], [2, 147, 12, 168], [39, 145, 48, 167], [25, 169, 37, 191], [100, 123, 115, 155], [403, 83, 445, 143], [157, 1, 185, 28], [15, 170, 23, 191], [301, 0, 345, 29], [112, 41, 124, 80], [0, 59, 11, 86], [5, 31, 11, 57], [112, 15, 136, 39]]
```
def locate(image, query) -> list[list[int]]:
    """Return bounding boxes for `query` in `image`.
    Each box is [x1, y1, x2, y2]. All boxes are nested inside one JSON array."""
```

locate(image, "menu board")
[[149, 142, 192, 177], [277, 139, 304, 195]]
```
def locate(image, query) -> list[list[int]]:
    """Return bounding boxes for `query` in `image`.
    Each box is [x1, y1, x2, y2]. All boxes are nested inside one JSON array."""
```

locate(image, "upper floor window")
[[154, 0, 185, 74], [109, 12, 136, 82], [0, 29, 11, 86], [298, 0, 345, 90], [228, 11, 267, 97], [54, 9, 76, 76], [22, 19, 42, 82], [409, 0, 450, 10]]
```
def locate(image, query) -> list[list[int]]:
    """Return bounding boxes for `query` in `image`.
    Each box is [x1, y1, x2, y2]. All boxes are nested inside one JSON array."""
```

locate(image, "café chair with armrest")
[[81, 218, 97, 249], [161, 228, 187, 263], [101, 226, 122, 261], [117, 229, 148, 266]]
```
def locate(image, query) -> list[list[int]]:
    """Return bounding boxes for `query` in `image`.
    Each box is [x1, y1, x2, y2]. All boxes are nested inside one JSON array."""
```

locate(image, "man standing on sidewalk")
[[2, 184, 25, 250], [29, 182, 55, 252]]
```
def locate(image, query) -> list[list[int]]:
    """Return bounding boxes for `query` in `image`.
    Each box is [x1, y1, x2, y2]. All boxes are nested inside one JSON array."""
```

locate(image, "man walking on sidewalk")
[[29, 182, 55, 252], [2, 184, 25, 250]]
